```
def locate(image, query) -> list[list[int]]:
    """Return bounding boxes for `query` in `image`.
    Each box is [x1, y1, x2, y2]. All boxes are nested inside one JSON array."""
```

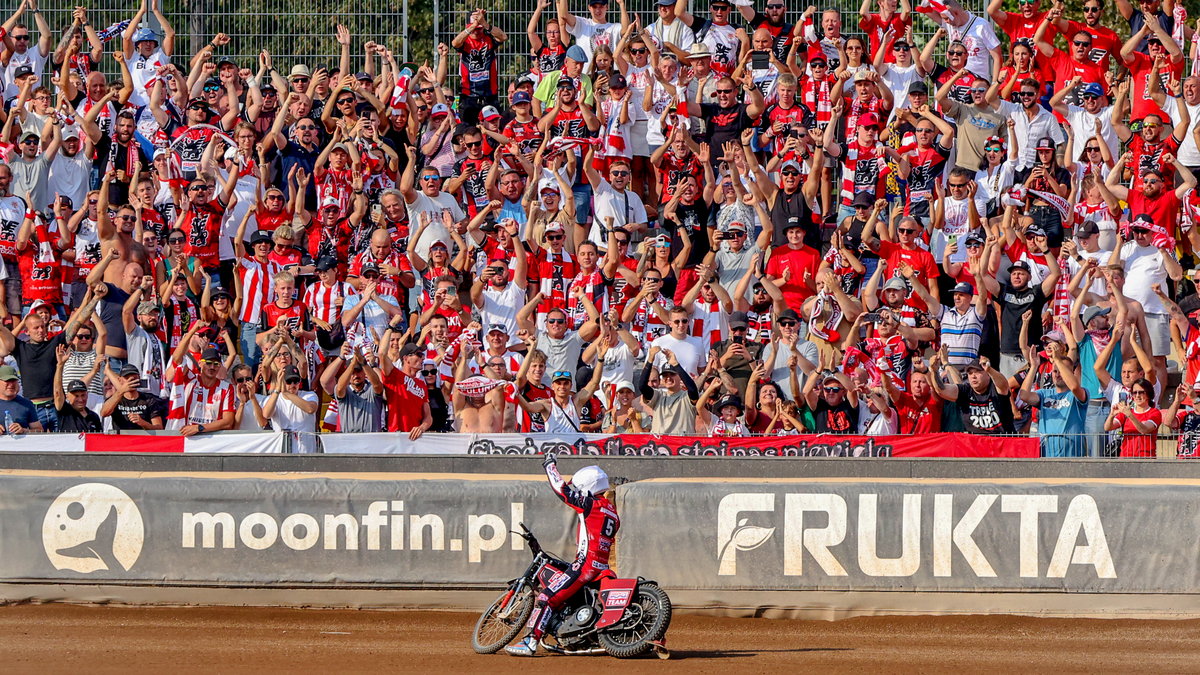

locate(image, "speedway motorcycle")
[[471, 523, 672, 659]]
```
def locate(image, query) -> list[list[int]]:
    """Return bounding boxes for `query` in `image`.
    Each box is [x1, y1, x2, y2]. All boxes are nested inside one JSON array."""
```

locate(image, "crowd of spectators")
[[3, 0, 1200, 458]]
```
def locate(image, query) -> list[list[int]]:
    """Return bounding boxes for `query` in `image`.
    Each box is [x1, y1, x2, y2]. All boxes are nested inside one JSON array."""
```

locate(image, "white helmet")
[[572, 466, 610, 496]]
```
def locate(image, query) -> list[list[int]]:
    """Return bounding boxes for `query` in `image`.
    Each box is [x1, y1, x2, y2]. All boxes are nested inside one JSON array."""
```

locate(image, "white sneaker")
[[505, 636, 538, 657]]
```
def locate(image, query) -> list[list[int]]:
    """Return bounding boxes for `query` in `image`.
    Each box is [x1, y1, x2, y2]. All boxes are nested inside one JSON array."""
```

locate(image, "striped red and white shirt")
[[566, 269, 608, 329], [838, 140, 891, 209], [303, 280, 356, 325], [690, 300, 728, 347], [531, 248, 576, 321], [165, 358, 235, 429], [238, 256, 282, 324]]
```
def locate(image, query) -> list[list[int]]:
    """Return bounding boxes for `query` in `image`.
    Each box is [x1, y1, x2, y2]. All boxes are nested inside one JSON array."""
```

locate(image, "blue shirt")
[[0, 395, 39, 430], [1036, 388, 1087, 457], [1078, 333, 1119, 399]]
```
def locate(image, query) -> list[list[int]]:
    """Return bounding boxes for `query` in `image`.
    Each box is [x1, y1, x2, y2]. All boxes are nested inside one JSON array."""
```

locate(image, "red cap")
[[806, 46, 828, 64], [858, 112, 881, 129]]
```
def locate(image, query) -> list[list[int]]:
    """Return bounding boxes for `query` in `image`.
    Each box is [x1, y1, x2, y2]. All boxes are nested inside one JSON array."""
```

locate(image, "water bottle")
[[4, 411, 13, 436]]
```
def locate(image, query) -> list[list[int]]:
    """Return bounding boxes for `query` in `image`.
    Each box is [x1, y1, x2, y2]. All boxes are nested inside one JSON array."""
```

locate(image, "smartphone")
[[862, 312, 882, 323], [1119, 391, 1130, 405], [948, 234, 958, 248], [751, 50, 770, 70], [733, 336, 745, 345]]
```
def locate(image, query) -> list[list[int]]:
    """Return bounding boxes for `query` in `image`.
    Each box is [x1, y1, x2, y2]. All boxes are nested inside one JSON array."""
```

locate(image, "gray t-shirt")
[[648, 388, 696, 435], [9, 155, 51, 214], [715, 243, 759, 301], [125, 325, 166, 394], [336, 383, 385, 433], [537, 330, 585, 378]]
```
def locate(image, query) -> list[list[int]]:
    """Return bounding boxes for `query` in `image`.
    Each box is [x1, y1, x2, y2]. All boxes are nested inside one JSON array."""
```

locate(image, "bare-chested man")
[[86, 248, 144, 363], [94, 169, 149, 285]]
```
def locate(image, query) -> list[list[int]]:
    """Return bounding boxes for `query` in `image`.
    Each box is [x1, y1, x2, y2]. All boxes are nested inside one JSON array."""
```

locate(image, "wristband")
[[24, 210, 36, 221]]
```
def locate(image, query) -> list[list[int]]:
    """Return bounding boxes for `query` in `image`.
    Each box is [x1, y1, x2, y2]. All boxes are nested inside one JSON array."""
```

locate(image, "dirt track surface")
[[2, 605, 1199, 672]]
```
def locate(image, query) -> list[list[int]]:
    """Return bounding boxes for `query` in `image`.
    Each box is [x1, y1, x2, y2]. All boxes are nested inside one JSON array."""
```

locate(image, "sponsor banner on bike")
[[318, 432, 1037, 458], [615, 479, 1200, 594], [0, 473, 575, 586]]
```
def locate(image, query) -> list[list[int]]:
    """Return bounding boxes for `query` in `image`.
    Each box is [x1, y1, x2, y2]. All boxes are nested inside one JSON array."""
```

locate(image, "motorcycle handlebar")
[[514, 522, 542, 554]]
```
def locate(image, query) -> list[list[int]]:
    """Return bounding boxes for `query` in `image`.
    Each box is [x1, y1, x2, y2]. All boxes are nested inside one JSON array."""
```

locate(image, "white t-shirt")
[[648, 19, 695, 51], [931, 195, 987, 263], [479, 282, 525, 342], [237, 394, 269, 431], [48, 150, 91, 212], [1120, 241, 1170, 314], [219, 167, 261, 261], [406, 191, 465, 260], [624, 63, 653, 122], [947, 13, 1000, 79], [858, 401, 899, 435], [565, 17, 622, 64], [1167, 98, 1200, 166], [591, 180, 648, 245], [975, 161, 1014, 211], [649, 333, 706, 378], [599, 341, 637, 403], [127, 49, 170, 107], [882, 63, 923, 118], [3, 48, 47, 100], [1067, 104, 1119, 163]]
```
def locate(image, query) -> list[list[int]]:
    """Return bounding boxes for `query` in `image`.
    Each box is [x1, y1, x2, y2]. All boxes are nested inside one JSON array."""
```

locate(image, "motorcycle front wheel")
[[598, 582, 673, 659], [471, 585, 535, 654]]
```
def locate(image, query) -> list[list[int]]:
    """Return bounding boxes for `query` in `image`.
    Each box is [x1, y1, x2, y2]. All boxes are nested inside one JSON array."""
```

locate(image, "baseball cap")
[[728, 311, 749, 329], [1082, 305, 1112, 326], [429, 239, 449, 250], [821, 371, 843, 384], [853, 70, 874, 83], [780, 159, 802, 173], [399, 343, 423, 358], [487, 323, 507, 334], [0, 366, 17, 382], [1025, 224, 1047, 238], [12, 65, 33, 79], [200, 347, 222, 362], [1075, 220, 1100, 238], [481, 105, 501, 121], [714, 394, 744, 412], [951, 282, 974, 295], [136, 301, 161, 315], [1042, 329, 1067, 344], [539, 179, 562, 194], [282, 365, 302, 383], [355, 71, 372, 82], [857, 112, 881, 129], [359, 260, 380, 277], [17, 130, 39, 144], [777, 308, 801, 322], [119, 364, 142, 379], [431, 102, 450, 117], [589, 0, 609, 5], [964, 230, 985, 246], [783, 215, 805, 230], [656, 0, 675, 6], [211, 287, 232, 301], [963, 359, 985, 372], [61, 126, 81, 141], [852, 192, 874, 208], [1008, 259, 1032, 274], [512, 90, 533, 105], [289, 64, 312, 80], [557, 77, 576, 90], [615, 380, 636, 393], [726, 220, 747, 231], [313, 256, 337, 272], [216, 56, 237, 68], [882, 277, 908, 291], [250, 230, 273, 245], [892, 39, 911, 50], [565, 45, 588, 63], [65, 379, 88, 394], [1035, 136, 1055, 150], [1080, 82, 1104, 98], [907, 81, 928, 96], [320, 196, 341, 210], [609, 73, 628, 89]]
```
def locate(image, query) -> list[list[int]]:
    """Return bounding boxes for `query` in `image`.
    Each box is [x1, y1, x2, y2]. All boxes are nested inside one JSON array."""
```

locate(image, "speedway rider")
[[506, 452, 619, 657]]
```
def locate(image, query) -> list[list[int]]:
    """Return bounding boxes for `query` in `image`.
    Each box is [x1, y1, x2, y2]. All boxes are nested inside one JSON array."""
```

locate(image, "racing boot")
[[505, 636, 538, 657]]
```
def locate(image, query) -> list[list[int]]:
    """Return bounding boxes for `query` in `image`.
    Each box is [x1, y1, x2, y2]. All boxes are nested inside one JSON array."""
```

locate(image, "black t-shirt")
[[93, 135, 148, 205], [57, 402, 102, 433], [955, 382, 1014, 434], [699, 102, 751, 149], [111, 392, 168, 430], [12, 334, 67, 400], [997, 283, 1047, 354], [665, 200, 712, 267], [813, 397, 859, 434], [748, 12, 795, 60], [769, 188, 818, 249]]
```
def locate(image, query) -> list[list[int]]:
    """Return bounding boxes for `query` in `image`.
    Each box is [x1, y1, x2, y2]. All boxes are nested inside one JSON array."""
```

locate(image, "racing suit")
[[526, 455, 620, 639]]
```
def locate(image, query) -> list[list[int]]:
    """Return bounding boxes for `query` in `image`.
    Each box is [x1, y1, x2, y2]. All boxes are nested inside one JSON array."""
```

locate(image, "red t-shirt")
[[997, 11, 1054, 47], [1127, 188, 1182, 235], [177, 202, 226, 269], [254, 207, 292, 233], [1126, 52, 1184, 108], [1045, 50, 1107, 95], [876, 240, 939, 290], [383, 367, 428, 432], [259, 301, 308, 333], [859, 13, 909, 64], [765, 244, 821, 306], [18, 242, 64, 305], [1114, 407, 1163, 458], [1128, 135, 1181, 190], [895, 388, 943, 434]]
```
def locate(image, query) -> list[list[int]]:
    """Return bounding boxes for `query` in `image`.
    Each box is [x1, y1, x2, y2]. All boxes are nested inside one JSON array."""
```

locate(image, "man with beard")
[[585, 157, 647, 246], [1, 1, 52, 100], [81, 109, 147, 205], [10, 123, 60, 213], [348, 228, 416, 299], [446, 126, 492, 218], [671, 0, 744, 79], [93, 175, 150, 286], [534, 44, 597, 112], [153, 95, 221, 179], [401, 147, 466, 261], [263, 94, 322, 206], [918, 30, 977, 104], [1034, 12, 1108, 108], [103, 362, 167, 430], [472, 241, 529, 338], [1050, 0, 1121, 70], [1003, 78, 1065, 171], [47, 127, 91, 214], [937, 74, 1005, 172]]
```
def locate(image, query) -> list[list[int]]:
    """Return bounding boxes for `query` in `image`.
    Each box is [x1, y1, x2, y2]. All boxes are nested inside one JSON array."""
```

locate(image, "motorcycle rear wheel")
[[472, 586, 535, 654], [598, 582, 673, 659]]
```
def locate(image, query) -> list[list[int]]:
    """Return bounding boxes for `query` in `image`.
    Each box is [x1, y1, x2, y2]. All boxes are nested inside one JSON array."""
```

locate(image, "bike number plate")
[[595, 578, 638, 629]]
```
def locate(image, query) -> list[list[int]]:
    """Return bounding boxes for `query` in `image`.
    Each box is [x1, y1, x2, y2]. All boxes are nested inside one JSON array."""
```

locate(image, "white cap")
[[572, 466, 610, 495]]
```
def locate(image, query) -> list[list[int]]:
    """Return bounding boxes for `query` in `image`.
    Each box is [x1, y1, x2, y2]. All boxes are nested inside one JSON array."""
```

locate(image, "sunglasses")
[[643, 277, 661, 283], [1132, 390, 1149, 396], [1019, 91, 1037, 97], [292, 77, 310, 84], [1083, 5, 1100, 10], [337, 97, 356, 105], [611, 169, 630, 176], [285, 378, 302, 385], [487, 361, 505, 368], [949, 182, 968, 188], [893, 44, 910, 51], [12, 35, 30, 41], [465, 141, 482, 148], [781, 169, 800, 176], [948, 50, 966, 56], [19, 138, 38, 145], [1143, 178, 1162, 185], [766, 3, 784, 7], [168, 237, 185, 244], [295, 124, 317, 131], [1143, 123, 1162, 129], [898, 228, 918, 234], [546, 318, 565, 324], [115, 214, 136, 222], [915, 128, 936, 134], [417, 87, 434, 94], [546, 233, 564, 241], [985, 146, 1002, 152], [1073, 41, 1092, 47], [670, 319, 689, 325], [715, 88, 736, 94], [1082, 94, 1099, 101], [189, 185, 209, 192], [203, 85, 220, 92], [823, 386, 843, 393], [75, 333, 93, 340], [1086, 146, 1100, 151], [615, 238, 629, 245], [421, 369, 437, 375], [235, 376, 252, 383], [778, 320, 798, 327], [630, 48, 648, 54], [810, 61, 828, 67], [1131, 227, 1151, 234]]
